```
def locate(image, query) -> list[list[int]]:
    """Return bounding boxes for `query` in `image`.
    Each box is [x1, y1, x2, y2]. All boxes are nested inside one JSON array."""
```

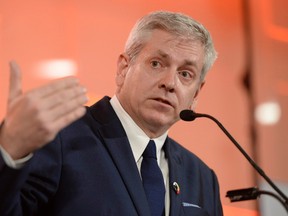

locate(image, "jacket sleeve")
[[0, 136, 62, 216]]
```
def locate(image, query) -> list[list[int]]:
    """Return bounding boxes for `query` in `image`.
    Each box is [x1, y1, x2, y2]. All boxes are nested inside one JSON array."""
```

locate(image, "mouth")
[[154, 98, 173, 107]]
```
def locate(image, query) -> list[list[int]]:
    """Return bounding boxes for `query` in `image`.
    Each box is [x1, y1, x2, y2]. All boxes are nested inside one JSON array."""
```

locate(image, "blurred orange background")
[[1, 0, 288, 215]]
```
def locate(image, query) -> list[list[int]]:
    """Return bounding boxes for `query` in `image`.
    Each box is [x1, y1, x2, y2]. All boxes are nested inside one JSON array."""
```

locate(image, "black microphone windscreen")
[[180, 110, 196, 121]]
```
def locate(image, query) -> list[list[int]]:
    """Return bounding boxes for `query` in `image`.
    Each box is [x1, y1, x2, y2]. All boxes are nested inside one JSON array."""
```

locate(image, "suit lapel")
[[87, 97, 150, 216], [101, 130, 150, 216], [164, 139, 183, 216]]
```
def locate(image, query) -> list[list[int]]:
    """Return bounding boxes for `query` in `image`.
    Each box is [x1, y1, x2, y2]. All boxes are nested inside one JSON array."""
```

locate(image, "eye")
[[179, 71, 193, 79], [150, 60, 161, 68]]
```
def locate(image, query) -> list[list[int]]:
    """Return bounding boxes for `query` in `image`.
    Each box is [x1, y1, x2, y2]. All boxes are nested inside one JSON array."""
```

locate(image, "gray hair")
[[124, 11, 217, 80]]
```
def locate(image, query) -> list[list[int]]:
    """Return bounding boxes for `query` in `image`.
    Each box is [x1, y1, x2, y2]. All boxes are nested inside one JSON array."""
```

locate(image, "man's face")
[[116, 29, 205, 137]]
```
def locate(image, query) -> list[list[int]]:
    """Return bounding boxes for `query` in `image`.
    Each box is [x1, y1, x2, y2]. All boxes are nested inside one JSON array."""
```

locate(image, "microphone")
[[180, 109, 288, 212], [179, 109, 199, 121]]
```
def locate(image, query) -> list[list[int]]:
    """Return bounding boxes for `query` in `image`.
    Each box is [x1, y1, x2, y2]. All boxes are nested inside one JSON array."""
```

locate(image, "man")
[[0, 11, 223, 216]]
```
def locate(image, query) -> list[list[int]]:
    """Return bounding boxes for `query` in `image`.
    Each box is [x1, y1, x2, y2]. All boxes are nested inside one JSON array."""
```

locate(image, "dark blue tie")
[[141, 140, 165, 216]]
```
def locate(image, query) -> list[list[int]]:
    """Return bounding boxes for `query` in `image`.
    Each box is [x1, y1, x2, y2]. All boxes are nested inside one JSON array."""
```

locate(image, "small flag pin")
[[173, 182, 180, 195]]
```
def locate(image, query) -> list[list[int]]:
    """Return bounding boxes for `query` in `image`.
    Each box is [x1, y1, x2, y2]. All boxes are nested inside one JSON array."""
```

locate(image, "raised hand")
[[0, 61, 88, 159]]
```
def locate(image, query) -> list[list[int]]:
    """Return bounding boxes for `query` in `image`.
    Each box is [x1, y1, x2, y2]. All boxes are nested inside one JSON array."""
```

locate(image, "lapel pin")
[[172, 182, 180, 195]]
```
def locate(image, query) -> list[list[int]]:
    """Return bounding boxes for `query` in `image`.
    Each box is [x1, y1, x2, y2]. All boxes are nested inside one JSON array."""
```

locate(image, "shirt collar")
[[110, 95, 168, 163]]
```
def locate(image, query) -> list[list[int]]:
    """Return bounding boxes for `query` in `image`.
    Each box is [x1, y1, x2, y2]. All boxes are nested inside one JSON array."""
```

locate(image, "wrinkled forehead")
[[142, 29, 205, 54], [142, 29, 204, 50]]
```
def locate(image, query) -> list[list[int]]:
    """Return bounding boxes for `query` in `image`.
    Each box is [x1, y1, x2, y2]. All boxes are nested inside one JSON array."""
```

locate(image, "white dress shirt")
[[110, 95, 170, 216]]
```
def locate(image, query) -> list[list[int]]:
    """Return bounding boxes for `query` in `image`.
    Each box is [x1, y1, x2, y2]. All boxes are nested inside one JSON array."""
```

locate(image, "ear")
[[116, 53, 130, 87], [190, 81, 205, 110]]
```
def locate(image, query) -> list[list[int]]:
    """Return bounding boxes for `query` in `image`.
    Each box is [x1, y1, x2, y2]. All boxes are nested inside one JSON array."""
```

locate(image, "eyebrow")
[[156, 50, 169, 59]]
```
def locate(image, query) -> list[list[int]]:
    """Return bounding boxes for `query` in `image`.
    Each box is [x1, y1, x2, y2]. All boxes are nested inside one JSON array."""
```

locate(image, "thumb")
[[8, 61, 22, 103]]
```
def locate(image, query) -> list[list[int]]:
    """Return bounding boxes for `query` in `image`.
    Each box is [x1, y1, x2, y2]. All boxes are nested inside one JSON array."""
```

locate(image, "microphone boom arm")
[[180, 110, 288, 210]]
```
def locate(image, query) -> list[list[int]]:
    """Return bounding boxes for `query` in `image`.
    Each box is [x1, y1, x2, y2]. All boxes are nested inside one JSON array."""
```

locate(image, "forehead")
[[140, 30, 205, 67]]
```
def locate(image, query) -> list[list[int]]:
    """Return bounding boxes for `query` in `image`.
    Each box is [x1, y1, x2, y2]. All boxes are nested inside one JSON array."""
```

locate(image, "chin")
[[145, 113, 175, 128]]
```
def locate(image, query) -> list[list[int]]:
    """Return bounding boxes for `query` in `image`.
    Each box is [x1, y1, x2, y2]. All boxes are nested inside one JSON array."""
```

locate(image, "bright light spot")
[[35, 59, 77, 78], [255, 101, 281, 125]]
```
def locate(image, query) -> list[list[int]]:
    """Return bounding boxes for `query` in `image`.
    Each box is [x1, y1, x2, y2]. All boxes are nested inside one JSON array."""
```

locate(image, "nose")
[[158, 70, 177, 93]]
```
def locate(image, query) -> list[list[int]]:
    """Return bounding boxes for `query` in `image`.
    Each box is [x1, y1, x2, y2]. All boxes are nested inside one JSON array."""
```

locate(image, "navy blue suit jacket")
[[0, 96, 223, 216]]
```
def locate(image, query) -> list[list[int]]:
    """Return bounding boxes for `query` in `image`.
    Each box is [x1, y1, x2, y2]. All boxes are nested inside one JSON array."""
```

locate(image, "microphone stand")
[[180, 110, 288, 213]]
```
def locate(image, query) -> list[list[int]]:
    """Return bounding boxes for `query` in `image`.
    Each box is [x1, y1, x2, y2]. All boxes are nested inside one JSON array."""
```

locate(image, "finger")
[[38, 85, 87, 111], [48, 92, 88, 121], [50, 106, 87, 134], [8, 61, 22, 103], [28, 76, 80, 100]]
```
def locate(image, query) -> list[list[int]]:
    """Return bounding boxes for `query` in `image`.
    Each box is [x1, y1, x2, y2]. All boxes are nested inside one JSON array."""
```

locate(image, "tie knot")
[[142, 140, 157, 159]]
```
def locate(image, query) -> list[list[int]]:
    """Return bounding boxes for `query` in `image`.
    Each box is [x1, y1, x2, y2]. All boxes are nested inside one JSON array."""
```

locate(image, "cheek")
[[179, 91, 197, 108], [116, 74, 125, 88]]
